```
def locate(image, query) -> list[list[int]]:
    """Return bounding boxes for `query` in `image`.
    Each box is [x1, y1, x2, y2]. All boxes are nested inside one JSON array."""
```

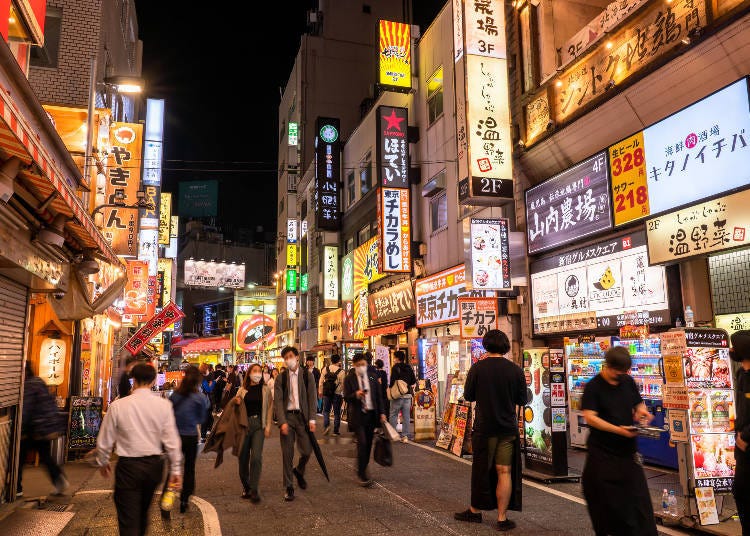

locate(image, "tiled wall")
[[709, 247, 750, 315]]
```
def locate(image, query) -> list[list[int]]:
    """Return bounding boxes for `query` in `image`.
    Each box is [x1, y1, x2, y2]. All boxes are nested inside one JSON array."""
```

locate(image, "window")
[[459, 203, 478, 220], [345, 237, 354, 254], [358, 224, 371, 245], [359, 152, 372, 196], [519, 4, 536, 92], [30, 7, 63, 68], [346, 170, 356, 207], [427, 66, 444, 125], [300, 200, 307, 219], [431, 193, 448, 231]]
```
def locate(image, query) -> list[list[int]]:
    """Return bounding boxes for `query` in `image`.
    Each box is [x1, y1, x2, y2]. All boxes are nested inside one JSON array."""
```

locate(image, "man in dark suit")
[[274, 346, 317, 501], [344, 352, 387, 487]]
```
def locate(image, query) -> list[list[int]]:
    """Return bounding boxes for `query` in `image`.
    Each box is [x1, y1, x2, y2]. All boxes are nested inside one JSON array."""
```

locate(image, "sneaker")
[[292, 468, 307, 490], [401, 436, 409, 443], [454, 509, 483, 523], [284, 487, 295, 501], [52, 475, 69, 496], [16, 490, 23, 498], [496, 519, 516, 531]]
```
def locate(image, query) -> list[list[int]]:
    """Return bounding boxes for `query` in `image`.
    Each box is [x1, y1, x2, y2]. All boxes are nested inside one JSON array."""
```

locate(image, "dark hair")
[[130, 363, 157, 386], [394, 350, 406, 362], [605, 346, 632, 372], [352, 352, 367, 364], [281, 346, 299, 358], [25, 362, 35, 379], [243, 363, 264, 389], [270, 368, 279, 378], [125, 355, 138, 366], [482, 330, 510, 355], [306, 356, 314, 363], [364, 351, 373, 365], [375, 359, 384, 369], [176, 366, 201, 396], [330, 354, 341, 364]]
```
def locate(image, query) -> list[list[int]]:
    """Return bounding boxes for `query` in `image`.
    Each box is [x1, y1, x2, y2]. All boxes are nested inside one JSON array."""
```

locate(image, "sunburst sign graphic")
[[379, 20, 411, 89]]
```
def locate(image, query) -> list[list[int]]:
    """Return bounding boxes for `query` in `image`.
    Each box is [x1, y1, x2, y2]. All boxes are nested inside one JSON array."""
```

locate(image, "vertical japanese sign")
[[285, 269, 297, 293], [124, 260, 148, 316], [467, 217, 511, 290], [452, 0, 464, 62], [378, 20, 411, 90], [157, 258, 173, 307], [158, 192, 172, 245], [315, 117, 341, 231], [377, 187, 411, 273], [458, 297, 499, 338], [288, 122, 298, 146], [170, 216, 179, 238], [323, 245, 339, 309], [287, 295, 298, 319], [286, 244, 298, 266], [609, 132, 648, 226], [463, 0, 505, 58], [102, 122, 142, 256], [287, 218, 298, 243], [377, 106, 409, 188]]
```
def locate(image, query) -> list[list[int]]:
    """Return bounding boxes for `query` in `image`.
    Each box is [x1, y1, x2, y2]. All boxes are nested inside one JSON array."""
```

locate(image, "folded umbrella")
[[307, 427, 330, 481]]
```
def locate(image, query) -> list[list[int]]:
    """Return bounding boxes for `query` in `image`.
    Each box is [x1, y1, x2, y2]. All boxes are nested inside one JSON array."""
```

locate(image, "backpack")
[[322, 366, 340, 398]]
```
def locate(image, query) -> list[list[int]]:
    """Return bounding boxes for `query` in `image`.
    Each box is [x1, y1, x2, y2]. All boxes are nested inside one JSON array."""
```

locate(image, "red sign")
[[124, 260, 148, 315], [124, 302, 185, 356]]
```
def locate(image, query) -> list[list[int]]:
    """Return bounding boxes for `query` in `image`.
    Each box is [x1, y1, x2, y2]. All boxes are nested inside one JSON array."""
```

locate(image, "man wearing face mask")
[[580, 346, 657, 536], [344, 353, 386, 487], [274, 346, 317, 501], [731, 330, 750, 535]]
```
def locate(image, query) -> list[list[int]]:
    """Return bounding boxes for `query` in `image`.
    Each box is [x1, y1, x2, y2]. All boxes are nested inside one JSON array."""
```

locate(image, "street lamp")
[[91, 189, 155, 222]]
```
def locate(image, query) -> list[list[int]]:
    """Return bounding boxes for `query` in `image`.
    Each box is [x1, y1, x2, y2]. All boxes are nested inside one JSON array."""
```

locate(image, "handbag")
[[382, 421, 400, 442], [373, 429, 393, 467], [387, 379, 409, 401]]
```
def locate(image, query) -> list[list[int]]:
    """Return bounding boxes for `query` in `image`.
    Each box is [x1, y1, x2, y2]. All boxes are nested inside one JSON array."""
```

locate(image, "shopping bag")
[[382, 421, 400, 442], [373, 430, 393, 467]]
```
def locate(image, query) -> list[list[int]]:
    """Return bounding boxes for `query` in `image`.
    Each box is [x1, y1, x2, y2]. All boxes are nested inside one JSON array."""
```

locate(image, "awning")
[[310, 342, 339, 352], [172, 336, 231, 353], [364, 321, 409, 338], [0, 41, 121, 268]]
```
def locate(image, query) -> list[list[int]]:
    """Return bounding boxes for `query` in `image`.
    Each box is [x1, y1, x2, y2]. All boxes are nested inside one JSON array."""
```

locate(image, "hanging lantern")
[[39, 333, 67, 386]]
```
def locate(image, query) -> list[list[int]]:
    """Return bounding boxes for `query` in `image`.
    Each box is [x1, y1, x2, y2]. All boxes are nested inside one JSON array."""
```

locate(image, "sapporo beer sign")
[[377, 106, 409, 189], [459, 297, 499, 339]]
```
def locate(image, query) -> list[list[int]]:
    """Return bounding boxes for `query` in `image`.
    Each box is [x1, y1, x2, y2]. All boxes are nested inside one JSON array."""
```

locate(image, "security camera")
[[53, 290, 66, 300], [546, 120, 555, 131]]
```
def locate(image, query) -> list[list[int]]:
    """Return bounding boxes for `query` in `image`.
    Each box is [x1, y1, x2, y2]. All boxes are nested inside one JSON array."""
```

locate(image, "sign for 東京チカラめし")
[[377, 187, 410, 273], [378, 20, 411, 90], [458, 297, 499, 339], [467, 218, 511, 290], [645, 188, 750, 265], [614, 78, 750, 227], [525, 151, 612, 255], [414, 264, 494, 328], [530, 232, 670, 335], [553, 0, 707, 124]]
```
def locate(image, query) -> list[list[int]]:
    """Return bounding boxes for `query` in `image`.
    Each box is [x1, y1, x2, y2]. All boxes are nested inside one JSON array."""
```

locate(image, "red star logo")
[[382, 109, 405, 131]]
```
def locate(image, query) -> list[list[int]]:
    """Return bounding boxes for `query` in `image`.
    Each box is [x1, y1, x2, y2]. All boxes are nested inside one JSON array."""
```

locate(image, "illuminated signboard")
[[463, 0, 505, 58], [288, 122, 298, 146], [286, 269, 297, 293], [124, 260, 148, 316], [378, 20, 411, 90], [415, 264, 494, 327], [157, 258, 173, 307], [466, 217, 511, 290], [315, 117, 341, 231], [287, 295, 298, 319], [158, 192, 172, 245], [377, 106, 409, 189], [323, 246, 339, 309], [300, 273, 309, 293], [377, 187, 410, 273], [286, 244, 298, 267], [184, 259, 245, 288], [287, 218, 298, 243]]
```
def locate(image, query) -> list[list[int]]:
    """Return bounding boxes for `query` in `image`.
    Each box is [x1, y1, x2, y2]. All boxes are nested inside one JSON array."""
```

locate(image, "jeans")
[[389, 396, 412, 439], [322, 395, 343, 433], [239, 416, 265, 493], [180, 435, 198, 503], [114, 456, 164, 536], [17, 437, 64, 492]]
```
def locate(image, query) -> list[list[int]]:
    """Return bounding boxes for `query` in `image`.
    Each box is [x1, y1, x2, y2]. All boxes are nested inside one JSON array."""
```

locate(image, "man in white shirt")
[[96, 363, 182, 535], [274, 346, 317, 501]]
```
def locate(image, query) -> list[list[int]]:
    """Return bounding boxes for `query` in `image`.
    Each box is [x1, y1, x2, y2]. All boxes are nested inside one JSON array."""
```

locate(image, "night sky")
[[133, 1, 445, 235]]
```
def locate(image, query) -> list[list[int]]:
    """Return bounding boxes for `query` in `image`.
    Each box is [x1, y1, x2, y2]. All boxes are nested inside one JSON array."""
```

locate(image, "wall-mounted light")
[[38, 213, 68, 247], [76, 249, 100, 275], [102, 75, 145, 94], [40, 332, 66, 386], [0, 156, 21, 203]]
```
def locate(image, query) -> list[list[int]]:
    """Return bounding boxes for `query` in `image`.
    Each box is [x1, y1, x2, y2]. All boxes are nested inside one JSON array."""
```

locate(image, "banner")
[[124, 260, 148, 315], [124, 302, 185, 355], [415, 264, 494, 327]]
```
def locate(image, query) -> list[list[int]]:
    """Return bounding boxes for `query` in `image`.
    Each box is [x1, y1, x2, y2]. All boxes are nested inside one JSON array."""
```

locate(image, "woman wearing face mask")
[[233, 363, 274, 503]]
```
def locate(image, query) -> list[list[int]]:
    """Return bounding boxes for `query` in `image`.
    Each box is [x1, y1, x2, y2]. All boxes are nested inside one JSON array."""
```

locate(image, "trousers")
[[114, 455, 164, 536], [280, 411, 312, 489], [389, 396, 412, 439], [17, 437, 64, 492], [322, 395, 343, 433], [239, 416, 265, 492], [180, 435, 198, 503], [734, 451, 750, 535], [356, 410, 377, 480]]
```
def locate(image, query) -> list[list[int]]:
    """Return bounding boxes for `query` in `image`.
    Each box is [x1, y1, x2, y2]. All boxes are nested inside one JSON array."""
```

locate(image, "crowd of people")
[[22, 328, 750, 535]]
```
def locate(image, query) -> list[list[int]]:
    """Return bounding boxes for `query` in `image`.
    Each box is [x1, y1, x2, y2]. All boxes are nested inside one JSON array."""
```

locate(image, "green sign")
[[300, 273, 309, 293], [319, 124, 339, 144], [286, 269, 297, 293], [288, 122, 298, 146]]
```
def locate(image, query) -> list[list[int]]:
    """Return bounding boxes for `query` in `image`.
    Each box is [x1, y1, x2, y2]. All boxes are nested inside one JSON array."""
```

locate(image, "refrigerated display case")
[[614, 333, 678, 469], [566, 336, 612, 448]]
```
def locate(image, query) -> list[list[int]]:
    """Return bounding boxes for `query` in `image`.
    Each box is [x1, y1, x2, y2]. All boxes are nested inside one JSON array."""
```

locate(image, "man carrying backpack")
[[319, 354, 344, 436]]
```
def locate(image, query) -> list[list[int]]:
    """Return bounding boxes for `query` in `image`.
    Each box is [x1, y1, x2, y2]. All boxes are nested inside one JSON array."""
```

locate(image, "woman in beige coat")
[[233, 363, 274, 503]]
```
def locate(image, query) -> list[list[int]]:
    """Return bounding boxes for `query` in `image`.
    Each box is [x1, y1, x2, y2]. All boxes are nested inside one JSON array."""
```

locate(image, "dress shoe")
[[454, 509, 483, 523], [249, 490, 261, 504], [180, 501, 188, 513], [284, 487, 295, 501], [293, 468, 307, 489]]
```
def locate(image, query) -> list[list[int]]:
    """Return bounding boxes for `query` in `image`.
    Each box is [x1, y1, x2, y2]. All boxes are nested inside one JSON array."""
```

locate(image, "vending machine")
[[566, 336, 613, 448], [614, 326, 677, 468]]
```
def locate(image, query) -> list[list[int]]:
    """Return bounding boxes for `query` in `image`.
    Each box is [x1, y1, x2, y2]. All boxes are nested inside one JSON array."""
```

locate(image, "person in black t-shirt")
[[454, 330, 526, 532], [581, 345, 657, 536]]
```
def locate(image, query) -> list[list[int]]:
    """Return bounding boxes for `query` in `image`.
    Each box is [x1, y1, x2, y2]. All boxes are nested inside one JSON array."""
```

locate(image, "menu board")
[[530, 232, 670, 335], [467, 218, 511, 290], [523, 349, 552, 468], [68, 396, 103, 450]]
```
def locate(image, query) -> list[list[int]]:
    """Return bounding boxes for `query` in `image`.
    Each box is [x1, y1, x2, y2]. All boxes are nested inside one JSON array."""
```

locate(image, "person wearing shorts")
[[454, 330, 527, 532]]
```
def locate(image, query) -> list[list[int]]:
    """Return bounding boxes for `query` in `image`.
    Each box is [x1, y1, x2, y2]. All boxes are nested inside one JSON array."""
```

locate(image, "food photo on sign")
[[684, 347, 732, 389], [523, 349, 552, 465], [691, 433, 736, 489]]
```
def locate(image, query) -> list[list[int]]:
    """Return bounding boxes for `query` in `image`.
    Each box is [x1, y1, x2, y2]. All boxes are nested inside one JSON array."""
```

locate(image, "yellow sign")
[[378, 20, 411, 89], [158, 193, 172, 245], [646, 188, 750, 264], [663, 355, 685, 385], [609, 131, 649, 227], [715, 313, 750, 344], [157, 258, 173, 306], [286, 244, 298, 267], [170, 216, 179, 238], [318, 309, 342, 343]]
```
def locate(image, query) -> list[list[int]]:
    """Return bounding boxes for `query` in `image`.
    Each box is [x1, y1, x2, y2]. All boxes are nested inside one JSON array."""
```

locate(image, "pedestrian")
[[96, 362, 182, 536], [117, 355, 139, 398], [169, 365, 209, 513], [374, 358, 389, 415], [580, 345, 657, 536], [226, 365, 241, 399], [199, 363, 215, 441], [213, 366, 227, 411], [233, 363, 274, 503], [388, 350, 416, 443], [17, 364, 67, 497], [343, 353, 386, 487], [319, 354, 345, 436], [455, 330, 526, 532], [268, 368, 279, 423], [731, 330, 750, 535], [305, 357, 322, 415], [274, 346, 317, 501]]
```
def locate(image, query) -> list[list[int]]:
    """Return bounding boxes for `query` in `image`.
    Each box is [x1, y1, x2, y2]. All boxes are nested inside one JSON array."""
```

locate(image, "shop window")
[[519, 4, 536, 92], [431, 192, 448, 232], [427, 66, 444, 125], [30, 7, 63, 68], [360, 151, 372, 196], [346, 170, 356, 207]]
